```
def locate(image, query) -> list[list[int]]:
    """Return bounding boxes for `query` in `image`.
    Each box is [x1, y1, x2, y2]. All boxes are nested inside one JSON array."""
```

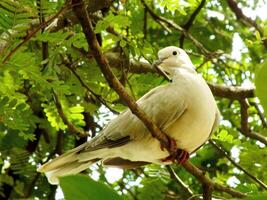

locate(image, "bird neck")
[[167, 63, 195, 76]]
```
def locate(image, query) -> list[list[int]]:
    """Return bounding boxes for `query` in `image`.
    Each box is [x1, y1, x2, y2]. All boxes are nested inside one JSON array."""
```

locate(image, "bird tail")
[[38, 144, 100, 185]]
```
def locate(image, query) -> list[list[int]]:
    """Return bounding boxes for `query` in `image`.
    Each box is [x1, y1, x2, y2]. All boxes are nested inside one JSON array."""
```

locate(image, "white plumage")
[[38, 46, 220, 184]]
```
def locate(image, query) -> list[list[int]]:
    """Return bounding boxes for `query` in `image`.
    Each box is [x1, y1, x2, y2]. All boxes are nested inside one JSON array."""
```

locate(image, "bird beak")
[[152, 59, 172, 82]]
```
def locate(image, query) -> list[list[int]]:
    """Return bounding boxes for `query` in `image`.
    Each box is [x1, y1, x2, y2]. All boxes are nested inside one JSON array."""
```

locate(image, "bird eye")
[[172, 51, 177, 55]]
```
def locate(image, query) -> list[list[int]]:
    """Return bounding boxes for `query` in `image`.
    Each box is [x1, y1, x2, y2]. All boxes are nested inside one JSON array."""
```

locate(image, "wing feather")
[[84, 83, 187, 150]]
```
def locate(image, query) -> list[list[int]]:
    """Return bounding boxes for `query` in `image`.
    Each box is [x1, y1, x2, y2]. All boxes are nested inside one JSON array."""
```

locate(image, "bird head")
[[153, 46, 195, 81]]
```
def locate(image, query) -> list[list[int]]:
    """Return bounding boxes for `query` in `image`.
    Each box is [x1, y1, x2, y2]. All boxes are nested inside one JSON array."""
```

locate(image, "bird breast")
[[167, 71, 217, 152]]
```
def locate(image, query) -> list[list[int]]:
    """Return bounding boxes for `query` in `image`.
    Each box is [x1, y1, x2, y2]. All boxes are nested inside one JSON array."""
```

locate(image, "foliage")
[[60, 174, 123, 200], [0, 0, 266, 199], [255, 61, 267, 117]]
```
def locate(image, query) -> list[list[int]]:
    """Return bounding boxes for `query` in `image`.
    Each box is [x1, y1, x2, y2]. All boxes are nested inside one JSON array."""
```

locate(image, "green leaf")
[[95, 13, 131, 33], [245, 192, 267, 200], [159, 0, 187, 14], [60, 174, 123, 200], [212, 129, 240, 145], [255, 61, 267, 117], [255, 31, 261, 41]]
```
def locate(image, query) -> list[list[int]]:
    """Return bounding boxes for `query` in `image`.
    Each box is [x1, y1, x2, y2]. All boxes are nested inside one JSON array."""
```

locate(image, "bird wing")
[[38, 83, 188, 175], [83, 83, 187, 151]]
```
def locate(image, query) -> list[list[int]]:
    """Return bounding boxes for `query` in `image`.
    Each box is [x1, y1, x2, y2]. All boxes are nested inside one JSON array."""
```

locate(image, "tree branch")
[[239, 99, 267, 145], [226, 0, 267, 48], [166, 166, 195, 198], [71, 0, 172, 152], [61, 56, 120, 114], [73, 48, 255, 101], [210, 140, 267, 190], [179, 0, 206, 48], [183, 161, 246, 198], [208, 83, 254, 100], [250, 101, 267, 128], [71, 2, 248, 199], [107, 51, 255, 100], [141, 0, 212, 56]]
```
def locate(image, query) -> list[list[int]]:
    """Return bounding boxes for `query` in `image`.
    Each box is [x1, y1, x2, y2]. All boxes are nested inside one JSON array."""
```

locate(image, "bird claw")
[[169, 138, 177, 153], [176, 149, 189, 164], [160, 134, 177, 151], [160, 136, 189, 164], [161, 148, 189, 165]]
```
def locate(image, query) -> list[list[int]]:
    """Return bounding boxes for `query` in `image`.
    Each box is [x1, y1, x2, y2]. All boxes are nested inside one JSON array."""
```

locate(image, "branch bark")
[[208, 83, 254, 100]]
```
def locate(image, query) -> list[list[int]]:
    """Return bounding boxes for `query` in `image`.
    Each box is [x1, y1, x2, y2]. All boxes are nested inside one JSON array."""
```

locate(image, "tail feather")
[[44, 161, 95, 184], [38, 144, 100, 185]]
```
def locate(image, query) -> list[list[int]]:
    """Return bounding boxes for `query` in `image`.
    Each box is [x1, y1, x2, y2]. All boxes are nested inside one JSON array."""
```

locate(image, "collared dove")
[[38, 46, 220, 184]]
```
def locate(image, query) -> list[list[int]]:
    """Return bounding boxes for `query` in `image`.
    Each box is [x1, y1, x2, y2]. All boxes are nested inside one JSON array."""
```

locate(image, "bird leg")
[[161, 137, 189, 164], [175, 149, 189, 164], [160, 135, 177, 152], [161, 149, 189, 164]]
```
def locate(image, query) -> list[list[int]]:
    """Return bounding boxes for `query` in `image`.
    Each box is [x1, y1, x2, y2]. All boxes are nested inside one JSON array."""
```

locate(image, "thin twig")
[[226, 0, 267, 48], [210, 140, 267, 190], [62, 58, 120, 114], [2, 1, 73, 63], [179, 0, 206, 48], [239, 99, 267, 145], [166, 166, 195, 198], [250, 101, 267, 128], [141, 0, 211, 56], [143, 7, 148, 39], [183, 161, 246, 198], [52, 90, 88, 137]]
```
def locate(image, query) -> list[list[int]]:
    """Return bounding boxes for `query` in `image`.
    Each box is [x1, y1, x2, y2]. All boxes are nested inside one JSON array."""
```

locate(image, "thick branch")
[[208, 83, 254, 100], [179, 0, 206, 48], [71, 0, 171, 152], [105, 51, 255, 100], [71, 49, 256, 101]]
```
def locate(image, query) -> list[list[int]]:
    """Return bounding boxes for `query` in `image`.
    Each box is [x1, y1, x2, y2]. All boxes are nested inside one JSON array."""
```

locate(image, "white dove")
[[38, 46, 220, 184]]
